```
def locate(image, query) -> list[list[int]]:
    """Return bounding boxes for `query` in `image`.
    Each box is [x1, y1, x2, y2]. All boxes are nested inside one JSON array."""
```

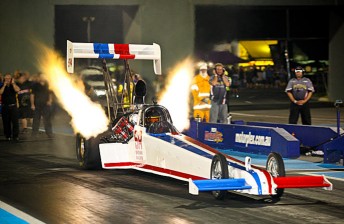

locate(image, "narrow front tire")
[[266, 152, 285, 199], [210, 153, 229, 200]]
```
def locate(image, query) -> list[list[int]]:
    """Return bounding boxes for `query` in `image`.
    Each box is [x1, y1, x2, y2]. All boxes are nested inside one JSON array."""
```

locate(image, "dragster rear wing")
[[66, 40, 161, 74]]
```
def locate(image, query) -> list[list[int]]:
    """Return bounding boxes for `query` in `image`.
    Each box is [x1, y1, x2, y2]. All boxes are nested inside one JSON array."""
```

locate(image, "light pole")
[[82, 16, 95, 65], [285, 9, 291, 80]]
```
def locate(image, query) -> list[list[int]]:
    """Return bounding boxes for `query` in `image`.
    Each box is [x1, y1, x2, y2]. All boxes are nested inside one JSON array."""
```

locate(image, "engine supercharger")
[[112, 116, 135, 142]]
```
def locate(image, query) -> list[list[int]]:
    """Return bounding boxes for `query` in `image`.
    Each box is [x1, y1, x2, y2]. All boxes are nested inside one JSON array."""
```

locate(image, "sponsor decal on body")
[[204, 128, 223, 143], [134, 130, 143, 161], [235, 131, 271, 147]]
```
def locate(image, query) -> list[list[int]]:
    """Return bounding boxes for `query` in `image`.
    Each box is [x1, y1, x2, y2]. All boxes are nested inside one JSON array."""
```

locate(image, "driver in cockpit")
[[145, 109, 161, 128], [145, 107, 177, 134]]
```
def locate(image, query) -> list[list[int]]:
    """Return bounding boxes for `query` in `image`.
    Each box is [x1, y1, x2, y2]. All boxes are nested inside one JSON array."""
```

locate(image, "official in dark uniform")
[[0, 73, 21, 140], [285, 66, 315, 125]]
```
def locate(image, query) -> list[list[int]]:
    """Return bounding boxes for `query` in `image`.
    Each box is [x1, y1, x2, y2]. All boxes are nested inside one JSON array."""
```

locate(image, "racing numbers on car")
[[67, 58, 73, 69], [134, 130, 143, 161]]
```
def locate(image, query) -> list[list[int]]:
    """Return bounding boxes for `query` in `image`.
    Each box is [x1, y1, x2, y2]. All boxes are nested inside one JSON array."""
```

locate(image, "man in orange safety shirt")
[[191, 63, 211, 122]]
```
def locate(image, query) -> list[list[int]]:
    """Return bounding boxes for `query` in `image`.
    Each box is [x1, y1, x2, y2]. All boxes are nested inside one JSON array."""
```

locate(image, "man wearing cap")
[[0, 73, 21, 141], [209, 63, 231, 123], [285, 66, 315, 125], [191, 63, 211, 122]]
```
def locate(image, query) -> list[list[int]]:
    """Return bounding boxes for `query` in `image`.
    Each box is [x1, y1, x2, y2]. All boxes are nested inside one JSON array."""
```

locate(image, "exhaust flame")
[[37, 45, 109, 139], [159, 58, 194, 131]]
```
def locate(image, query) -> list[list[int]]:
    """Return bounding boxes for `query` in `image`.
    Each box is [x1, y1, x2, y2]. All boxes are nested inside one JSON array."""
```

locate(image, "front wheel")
[[210, 153, 229, 200], [266, 152, 285, 199]]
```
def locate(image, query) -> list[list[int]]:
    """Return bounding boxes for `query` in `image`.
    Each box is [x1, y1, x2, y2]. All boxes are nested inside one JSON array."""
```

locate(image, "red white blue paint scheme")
[[94, 104, 332, 199], [68, 40, 332, 200]]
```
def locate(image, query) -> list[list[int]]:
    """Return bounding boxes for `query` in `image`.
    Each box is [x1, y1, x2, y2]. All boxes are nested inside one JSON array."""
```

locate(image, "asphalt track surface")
[[1, 94, 344, 223]]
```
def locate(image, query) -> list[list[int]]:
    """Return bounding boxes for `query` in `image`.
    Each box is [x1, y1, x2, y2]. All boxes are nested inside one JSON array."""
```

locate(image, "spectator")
[[16, 73, 33, 133], [191, 63, 211, 122], [246, 66, 253, 88], [231, 67, 240, 97], [256, 67, 265, 88], [133, 73, 142, 84], [265, 65, 274, 88], [30, 74, 54, 138], [224, 69, 232, 115], [13, 70, 21, 80], [238, 66, 246, 88], [209, 63, 231, 123], [285, 66, 315, 125], [0, 73, 20, 141]]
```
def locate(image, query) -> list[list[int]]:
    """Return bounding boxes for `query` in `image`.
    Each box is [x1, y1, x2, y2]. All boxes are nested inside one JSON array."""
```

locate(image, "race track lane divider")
[[189, 178, 252, 195]]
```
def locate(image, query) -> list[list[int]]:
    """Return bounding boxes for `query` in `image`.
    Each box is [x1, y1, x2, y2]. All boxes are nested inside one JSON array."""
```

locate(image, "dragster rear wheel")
[[76, 133, 104, 170], [210, 153, 229, 200], [266, 152, 285, 199]]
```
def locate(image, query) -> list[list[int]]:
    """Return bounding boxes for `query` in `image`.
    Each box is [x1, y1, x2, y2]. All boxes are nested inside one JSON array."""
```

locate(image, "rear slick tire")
[[210, 153, 229, 200], [76, 133, 102, 170]]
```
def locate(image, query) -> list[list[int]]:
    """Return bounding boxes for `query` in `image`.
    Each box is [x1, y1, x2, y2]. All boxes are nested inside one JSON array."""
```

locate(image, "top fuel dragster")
[[67, 40, 332, 200]]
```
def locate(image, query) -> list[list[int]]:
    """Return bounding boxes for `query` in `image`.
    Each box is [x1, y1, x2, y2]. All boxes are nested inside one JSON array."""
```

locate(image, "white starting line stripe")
[[0, 200, 45, 224]]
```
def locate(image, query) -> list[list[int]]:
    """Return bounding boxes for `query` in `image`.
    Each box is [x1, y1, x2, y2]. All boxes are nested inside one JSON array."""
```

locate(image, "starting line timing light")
[[66, 40, 161, 75]]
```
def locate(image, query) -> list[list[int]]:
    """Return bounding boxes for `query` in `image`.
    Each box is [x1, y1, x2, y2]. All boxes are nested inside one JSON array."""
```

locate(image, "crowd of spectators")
[[224, 64, 328, 94], [225, 65, 288, 91], [0, 70, 54, 141]]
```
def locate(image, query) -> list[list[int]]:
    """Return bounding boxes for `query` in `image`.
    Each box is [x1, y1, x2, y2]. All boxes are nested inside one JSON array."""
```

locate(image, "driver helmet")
[[145, 109, 161, 124]]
